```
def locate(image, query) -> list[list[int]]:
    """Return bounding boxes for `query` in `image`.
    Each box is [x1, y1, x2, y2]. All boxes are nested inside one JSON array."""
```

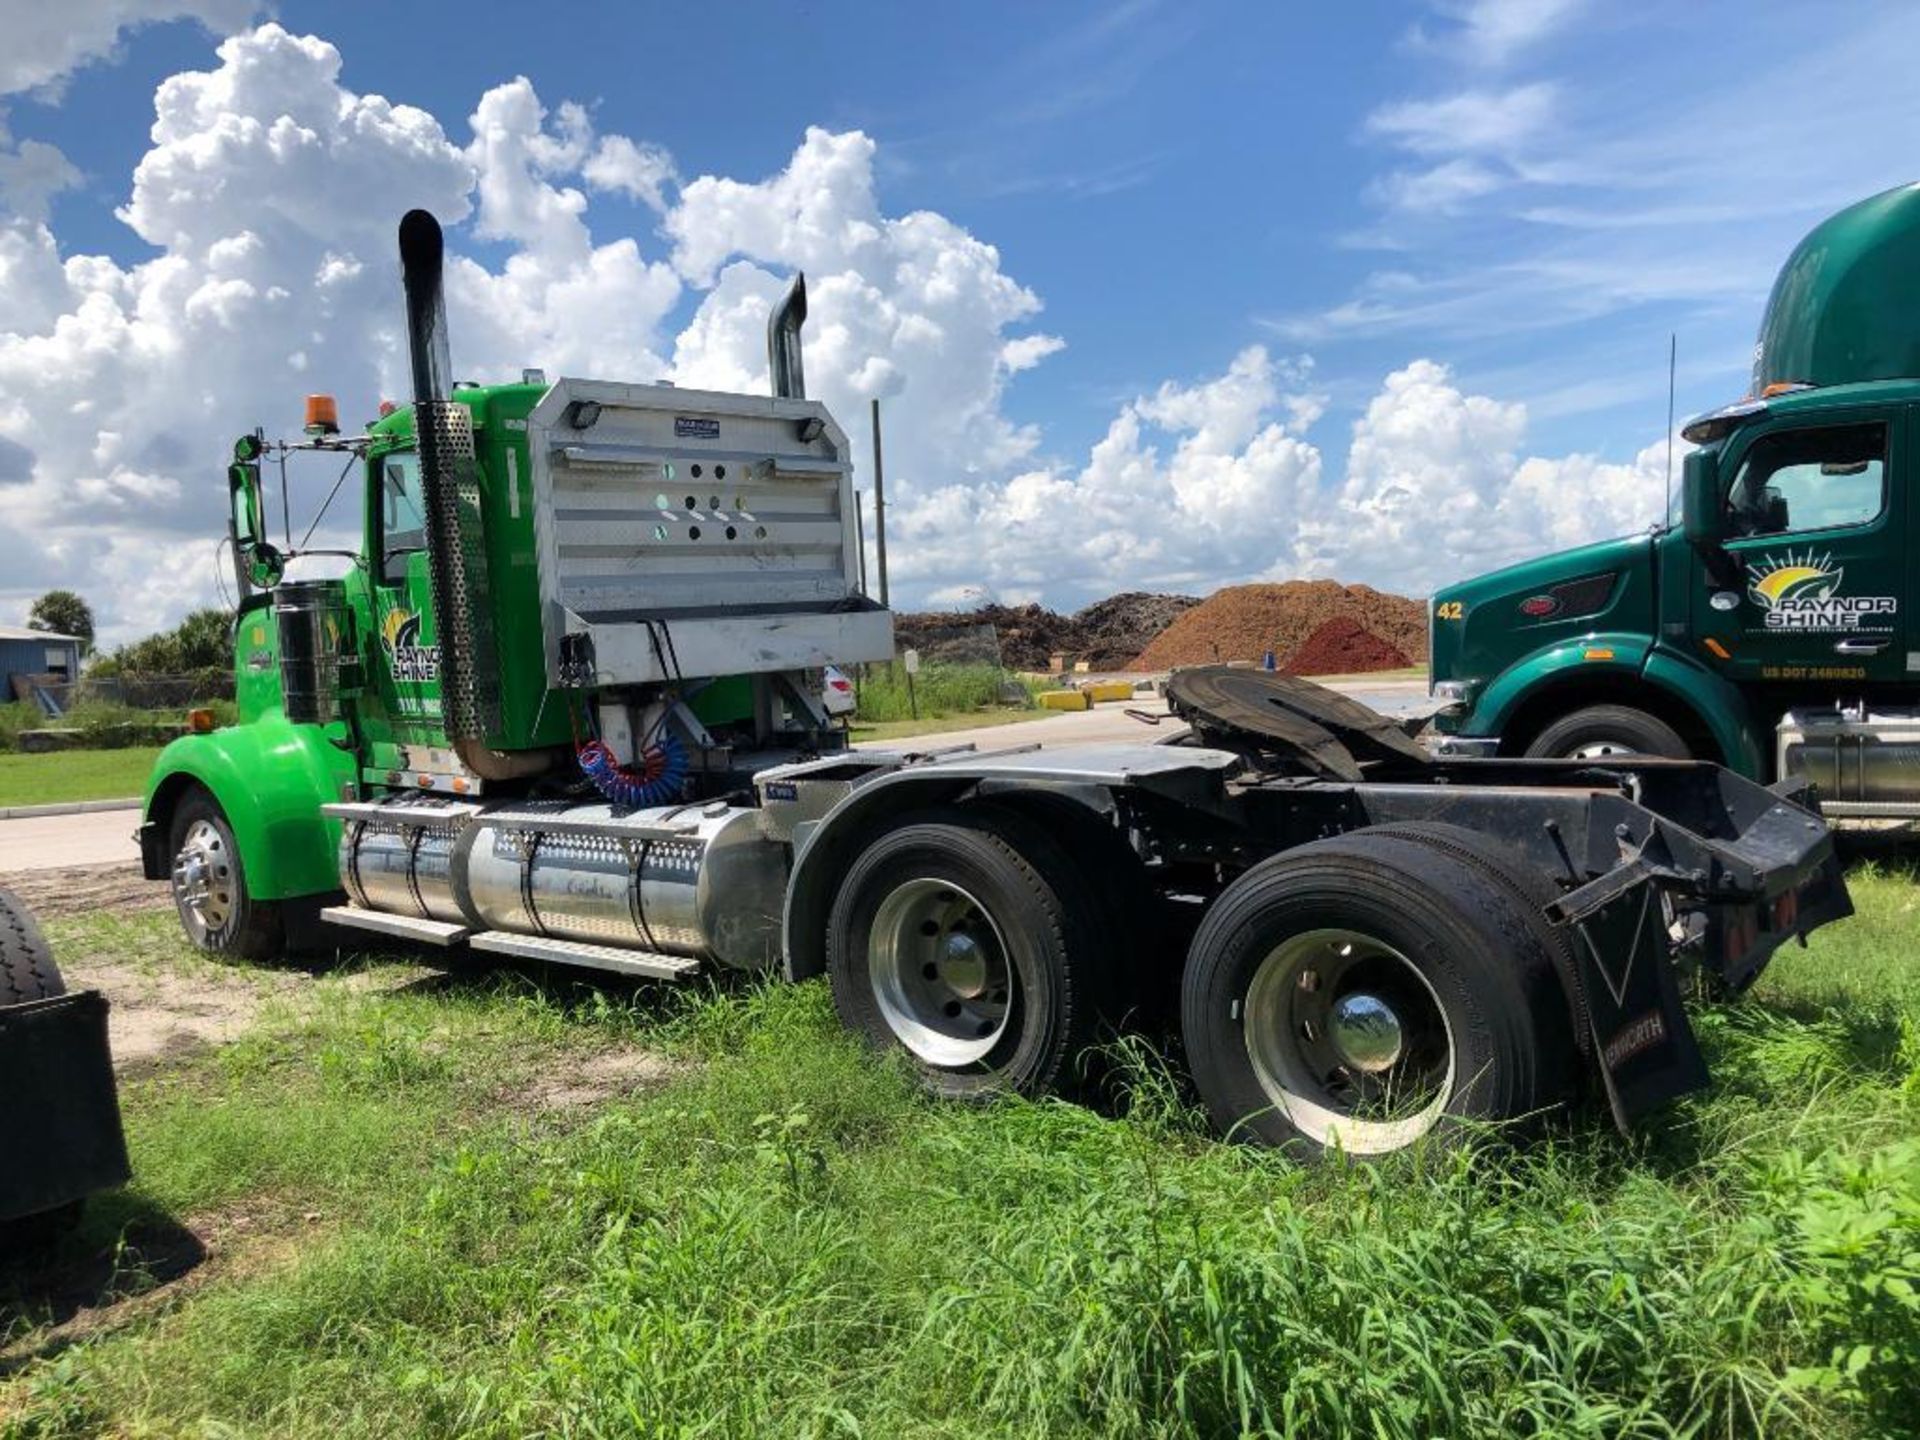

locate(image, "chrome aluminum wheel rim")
[[1568, 739, 1636, 759], [171, 818, 235, 944], [868, 878, 1014, 1067], [1244, 927, 1454, 1154]]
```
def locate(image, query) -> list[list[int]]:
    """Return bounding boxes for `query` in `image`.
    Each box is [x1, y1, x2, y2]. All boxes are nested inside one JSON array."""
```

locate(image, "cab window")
[[378, 452, 427, 585], [1724, 422, 1885, 538]]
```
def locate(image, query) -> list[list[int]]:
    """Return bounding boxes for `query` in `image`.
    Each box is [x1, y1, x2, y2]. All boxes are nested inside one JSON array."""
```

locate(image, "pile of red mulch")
[[1283, 617, 1412, 676], [1131, 581, 1426, 671]]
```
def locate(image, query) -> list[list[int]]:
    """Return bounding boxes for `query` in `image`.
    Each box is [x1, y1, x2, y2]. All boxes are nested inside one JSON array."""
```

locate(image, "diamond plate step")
[[467, 930, 701, 981], [321, 906, 470, 947]]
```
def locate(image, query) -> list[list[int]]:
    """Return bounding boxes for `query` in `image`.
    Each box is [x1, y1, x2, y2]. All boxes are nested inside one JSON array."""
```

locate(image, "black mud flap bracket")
[[1563, 880, 1708, 1134]]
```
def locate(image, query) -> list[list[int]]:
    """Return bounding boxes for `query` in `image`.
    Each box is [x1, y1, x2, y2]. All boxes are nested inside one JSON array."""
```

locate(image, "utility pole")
[[870, 397, 890, 608], [853, 489, 870, 594]]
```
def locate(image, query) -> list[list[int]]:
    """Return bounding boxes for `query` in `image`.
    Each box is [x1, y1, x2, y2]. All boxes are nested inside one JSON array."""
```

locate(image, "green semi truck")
[[138, 209, 1851, 1157], [1429, 184, 1920, 826]]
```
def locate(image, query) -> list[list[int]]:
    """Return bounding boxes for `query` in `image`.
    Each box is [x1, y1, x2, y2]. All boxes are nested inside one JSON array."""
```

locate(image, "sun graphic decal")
[[380, 606, 440, 682], [1742, 548, 1895, 633], [1746, 550, 1842, 610]]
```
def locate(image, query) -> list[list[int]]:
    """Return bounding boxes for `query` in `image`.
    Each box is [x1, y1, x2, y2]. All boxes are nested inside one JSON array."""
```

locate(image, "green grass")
[[0, 746, 162, 807], [850, 707, 1064, 744], [5, 873, 1920, 1438], [852, 662, 1049, 725]]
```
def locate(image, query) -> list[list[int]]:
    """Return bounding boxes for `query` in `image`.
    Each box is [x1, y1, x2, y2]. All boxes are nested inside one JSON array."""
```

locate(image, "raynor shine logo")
[[1745, 550, 1896, 632], [380, 606, 441, 683]]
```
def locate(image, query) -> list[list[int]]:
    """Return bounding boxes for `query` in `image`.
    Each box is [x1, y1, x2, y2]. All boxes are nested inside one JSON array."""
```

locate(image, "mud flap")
[[1568, 885, 1708, 1134]]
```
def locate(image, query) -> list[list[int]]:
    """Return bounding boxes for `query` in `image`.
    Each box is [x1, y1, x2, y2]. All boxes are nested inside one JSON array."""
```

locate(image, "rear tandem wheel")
[[824, 804, 1121, 1099], [1179, 830, 1577, 1157]]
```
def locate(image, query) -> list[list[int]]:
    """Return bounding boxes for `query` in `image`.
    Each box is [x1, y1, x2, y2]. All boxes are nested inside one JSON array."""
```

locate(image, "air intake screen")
[[1550, 572, 1616, 619]]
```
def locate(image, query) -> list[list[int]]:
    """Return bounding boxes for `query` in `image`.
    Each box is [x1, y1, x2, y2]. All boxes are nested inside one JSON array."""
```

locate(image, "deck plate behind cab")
[[1164, 665, 1432, 780]]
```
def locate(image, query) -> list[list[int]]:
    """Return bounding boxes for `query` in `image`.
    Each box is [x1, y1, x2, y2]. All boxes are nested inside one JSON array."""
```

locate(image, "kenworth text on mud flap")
[[139, 209, 1851, 1157], [1430, 184, 1920, 828]]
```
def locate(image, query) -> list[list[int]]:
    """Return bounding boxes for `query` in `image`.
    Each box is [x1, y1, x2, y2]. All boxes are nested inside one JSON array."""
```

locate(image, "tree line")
[[23, 590, 233, 678]]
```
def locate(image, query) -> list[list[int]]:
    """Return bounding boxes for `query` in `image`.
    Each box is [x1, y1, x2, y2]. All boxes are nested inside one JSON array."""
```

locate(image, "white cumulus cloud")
[[0, 19, 1670, 650]]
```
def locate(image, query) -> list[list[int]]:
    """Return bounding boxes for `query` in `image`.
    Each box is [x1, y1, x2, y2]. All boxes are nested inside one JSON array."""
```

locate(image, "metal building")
[[0, 624, 82, 711]]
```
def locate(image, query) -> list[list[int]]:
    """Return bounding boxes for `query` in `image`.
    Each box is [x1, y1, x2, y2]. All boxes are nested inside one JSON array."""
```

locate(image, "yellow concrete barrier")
[[1038, 689, 1091, 711], [1085, 681, 1134, 703]]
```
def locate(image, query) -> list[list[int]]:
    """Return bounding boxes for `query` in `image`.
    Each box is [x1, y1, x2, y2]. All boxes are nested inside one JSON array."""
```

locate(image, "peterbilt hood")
[[1429, 532, 1656, 690]]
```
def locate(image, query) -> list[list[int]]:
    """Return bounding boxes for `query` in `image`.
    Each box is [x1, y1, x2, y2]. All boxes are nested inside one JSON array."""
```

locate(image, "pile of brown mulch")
[[1132, 581, 1426, 671], [1283, 617, 1412, 676]]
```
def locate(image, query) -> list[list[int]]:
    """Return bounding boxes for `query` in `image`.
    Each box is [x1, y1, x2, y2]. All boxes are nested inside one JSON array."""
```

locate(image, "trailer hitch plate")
[[1165, 666, 1432, 779]]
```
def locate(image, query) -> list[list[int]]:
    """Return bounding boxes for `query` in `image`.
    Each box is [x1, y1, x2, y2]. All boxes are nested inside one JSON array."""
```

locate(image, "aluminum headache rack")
[[523, 379, 892, 687]]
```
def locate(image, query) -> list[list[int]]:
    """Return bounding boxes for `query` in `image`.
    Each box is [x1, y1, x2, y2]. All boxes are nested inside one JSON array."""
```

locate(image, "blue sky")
[[1, 1, 1917, 637]]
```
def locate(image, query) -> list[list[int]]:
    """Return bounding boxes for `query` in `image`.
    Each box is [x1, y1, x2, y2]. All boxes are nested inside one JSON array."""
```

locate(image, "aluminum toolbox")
[[525, 378, 892, 686]]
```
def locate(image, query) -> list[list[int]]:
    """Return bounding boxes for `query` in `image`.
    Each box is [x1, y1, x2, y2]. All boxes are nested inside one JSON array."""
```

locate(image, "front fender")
[[1461, 633, 1765, 777], [143, 720, 355, 900], [1641, 648, 1764, 778], [1466, 632, 1656, 738]]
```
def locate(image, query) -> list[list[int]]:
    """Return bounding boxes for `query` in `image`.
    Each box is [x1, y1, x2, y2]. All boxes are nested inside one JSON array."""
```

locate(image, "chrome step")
[[466, 930, 701, 981], [321, 905, 470, 946]]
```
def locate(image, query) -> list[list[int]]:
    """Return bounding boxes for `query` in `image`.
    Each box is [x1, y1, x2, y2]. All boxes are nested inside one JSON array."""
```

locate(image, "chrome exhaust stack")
[[396, 209, 543, 781], [767, 272, 808, 400]]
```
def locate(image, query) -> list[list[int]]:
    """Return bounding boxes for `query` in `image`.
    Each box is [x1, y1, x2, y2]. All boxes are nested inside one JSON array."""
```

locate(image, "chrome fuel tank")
[[1778, 707, 1920, 820], [336, 797, 786, 970]]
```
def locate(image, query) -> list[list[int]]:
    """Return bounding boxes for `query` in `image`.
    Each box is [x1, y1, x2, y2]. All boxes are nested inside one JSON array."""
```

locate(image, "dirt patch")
[[1284, 617, 1413, 676], [6, 863, 167, 921], [0, 1198, 318, 1372], [1132, 581, 1427, 671], [514, 1046, 680, 1111]]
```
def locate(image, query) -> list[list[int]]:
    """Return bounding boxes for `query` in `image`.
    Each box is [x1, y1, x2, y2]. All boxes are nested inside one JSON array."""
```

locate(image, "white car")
[[821, 664, 857, 718]]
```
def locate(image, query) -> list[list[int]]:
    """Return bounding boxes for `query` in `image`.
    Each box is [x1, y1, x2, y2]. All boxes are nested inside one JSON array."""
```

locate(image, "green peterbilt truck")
[[1430, 185, 1920, 826], [140, 210, 1852, 1157]]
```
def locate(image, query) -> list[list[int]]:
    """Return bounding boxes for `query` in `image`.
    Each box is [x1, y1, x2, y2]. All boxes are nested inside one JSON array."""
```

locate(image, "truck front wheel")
[[168, 788, 284, 963], [1524, 704, 1689, 761], [1181, 831, 1572, 1157], [825, 805, 1112, 1099]]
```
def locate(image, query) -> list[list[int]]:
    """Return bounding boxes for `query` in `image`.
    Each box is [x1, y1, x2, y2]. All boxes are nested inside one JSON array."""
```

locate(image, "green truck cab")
[[1430, 184, 1920, 825]]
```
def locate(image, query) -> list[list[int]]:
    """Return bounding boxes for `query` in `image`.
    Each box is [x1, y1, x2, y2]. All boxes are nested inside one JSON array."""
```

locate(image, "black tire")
[[1180, 830, 1575, 1157], [167, 787, 284, 963], [0, 884, 63, 1004], [826, 804, 1116, 1099], [1362, 822, 1587, 1068], [1525, 705, 1689, 761]]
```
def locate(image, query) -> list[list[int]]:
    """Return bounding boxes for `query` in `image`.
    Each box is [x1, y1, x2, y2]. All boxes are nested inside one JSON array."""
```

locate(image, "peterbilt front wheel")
[[1525, 705, 1690, 761], [168, 787, 284, 963], [824, 805, 1114, 1099]]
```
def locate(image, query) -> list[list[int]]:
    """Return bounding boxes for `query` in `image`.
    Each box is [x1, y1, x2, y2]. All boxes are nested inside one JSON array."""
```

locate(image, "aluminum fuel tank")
[[458, 800, 786, 969]]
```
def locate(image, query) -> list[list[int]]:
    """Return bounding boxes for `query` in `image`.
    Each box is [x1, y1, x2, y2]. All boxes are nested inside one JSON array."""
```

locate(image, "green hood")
[[1430, 533, 1655, 689]]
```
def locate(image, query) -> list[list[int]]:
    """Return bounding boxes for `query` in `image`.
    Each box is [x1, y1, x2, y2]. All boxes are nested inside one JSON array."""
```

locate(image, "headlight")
[[1429, 680, 1473, 705]]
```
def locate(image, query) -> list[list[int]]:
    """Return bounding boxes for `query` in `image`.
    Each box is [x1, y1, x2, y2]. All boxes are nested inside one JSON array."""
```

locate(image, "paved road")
[[0, 677, 1432, 877], [860, 677, 1431, 754], [0, 808, 143, 876]]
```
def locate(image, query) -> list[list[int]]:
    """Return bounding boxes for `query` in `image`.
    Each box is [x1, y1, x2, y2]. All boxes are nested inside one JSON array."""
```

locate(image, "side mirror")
[[228, 436, 284, 591], [1680, 448, 1722, 547]]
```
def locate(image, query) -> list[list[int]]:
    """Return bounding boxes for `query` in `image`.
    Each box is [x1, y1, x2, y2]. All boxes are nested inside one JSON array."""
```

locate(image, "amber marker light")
[[187, 708, 216, 734], [304, 393, 341, 435], [1582, 647, 1615, 662], [1703, 637, 1732, 660]]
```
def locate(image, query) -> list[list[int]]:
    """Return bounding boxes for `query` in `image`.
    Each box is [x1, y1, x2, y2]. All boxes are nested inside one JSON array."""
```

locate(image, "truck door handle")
[[1833, 639, 1890, 655]]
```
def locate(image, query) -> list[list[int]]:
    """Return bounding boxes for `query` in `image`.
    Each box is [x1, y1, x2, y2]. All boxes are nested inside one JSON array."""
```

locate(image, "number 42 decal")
[[1434, 601, 1465, 621]]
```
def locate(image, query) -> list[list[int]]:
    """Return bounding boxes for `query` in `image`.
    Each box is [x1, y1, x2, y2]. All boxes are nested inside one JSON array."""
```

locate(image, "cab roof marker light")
[[1680, 396, 1770, 445]]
